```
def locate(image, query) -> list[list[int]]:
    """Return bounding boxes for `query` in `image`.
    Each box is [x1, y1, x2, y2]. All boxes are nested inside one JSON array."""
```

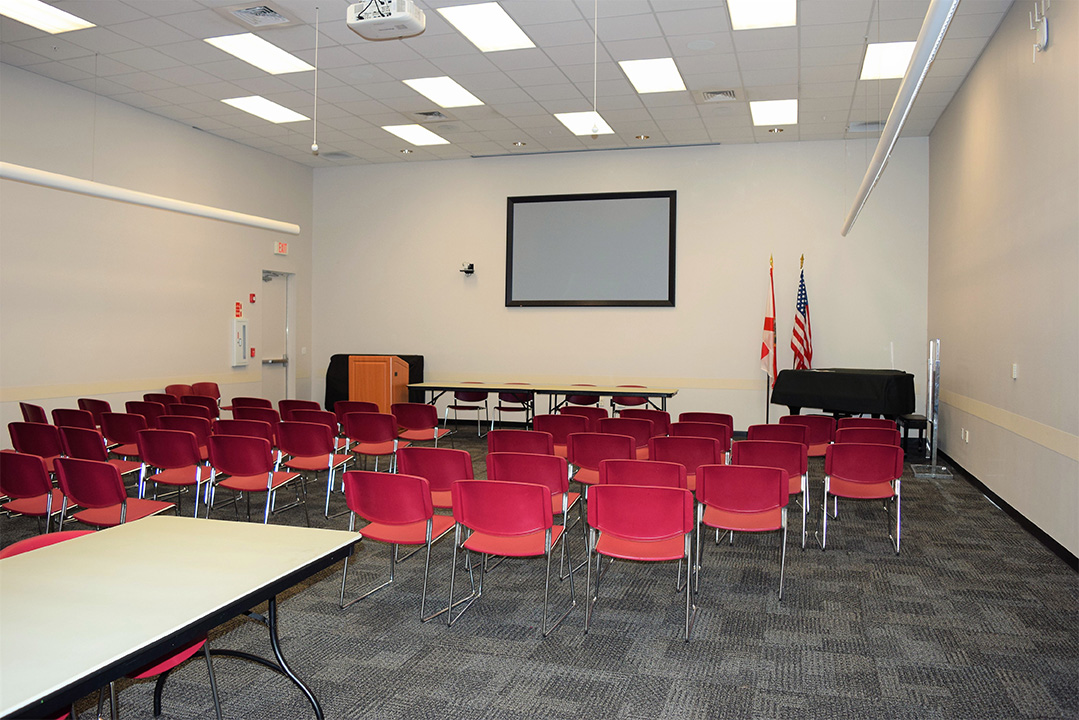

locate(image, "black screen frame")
[[505, 190, 677, 308]]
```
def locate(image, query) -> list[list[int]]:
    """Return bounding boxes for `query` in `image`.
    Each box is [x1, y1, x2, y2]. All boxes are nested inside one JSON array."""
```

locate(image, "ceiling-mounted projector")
[[347, 0, 425, 40]]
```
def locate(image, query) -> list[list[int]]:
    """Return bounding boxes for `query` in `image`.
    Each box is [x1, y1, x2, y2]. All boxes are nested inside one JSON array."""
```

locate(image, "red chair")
[[19, 402, 48, 424], [559, 405, 608, 432], [0, 451, 67, 532], [77, 398, 111, 426], [182, 394, 220, 420], [447, 479, 576, 636], [144, 392, 180, 407], [167, 403, 213, 421], [696, 464, 789, 598], [342, 412, 407, 473], [442, 383, 489, 437], [746, 423, 809, 446], [492, 383, 534, 430], [585, 484, 696, 641], [278, 398, 320, 420], [620, 408, 671, 437], [291, 409, 351, 453], [678, 412, 734, 432], [822, 443, 905, 553], [212, 418, 274, 442], [834, 427, 901, 446], [100, 412, 147, 460], [60, 426, 141, 484], [533, 413, 587, 459], [51, 408, 96, 430], [779, 415, 836, 457], [231, 406, 281, 445], [165, 384, 193, 398], [191, 381, 223, 407], [670, 421, 732, 462], [334, 400, 378, 429], [8, 421, 63, 472], [566, 432, 635, 490], [731, 439, 809, 548], [486, 429, 554, 456], [396, 446, 473, 510], [598, 458, 687, 489], [137, 429, 211, 517], [837, 417, 897, 431], [125, 400, 168, 429], [0, 530, 222, 720], [647, 435, 723, 492], [55, 457, 174, 529], [597, 416, 654, 459], [610, 384, 648, 412], [158, 414, 212, 461], [207, 434, 307, 525], [231, 396, 274, 411], [564, 383, 600, 407], [338, 470, 455, 618], [277, 421, 351, 518], [392, 403, 451, 447]]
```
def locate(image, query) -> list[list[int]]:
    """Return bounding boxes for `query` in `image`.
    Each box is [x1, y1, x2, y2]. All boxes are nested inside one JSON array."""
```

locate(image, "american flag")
[[791, 268, 813, 369], [761, 259, 777, 385]]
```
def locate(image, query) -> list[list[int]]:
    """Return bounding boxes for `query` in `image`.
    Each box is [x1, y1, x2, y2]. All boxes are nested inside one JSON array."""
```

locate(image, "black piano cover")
[[770, 369, 916, 417]]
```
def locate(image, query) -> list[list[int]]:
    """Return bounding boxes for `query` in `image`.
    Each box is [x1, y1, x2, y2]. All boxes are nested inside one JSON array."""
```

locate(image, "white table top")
[[409, 381, 679, 397], [0, 516, 357, 718]]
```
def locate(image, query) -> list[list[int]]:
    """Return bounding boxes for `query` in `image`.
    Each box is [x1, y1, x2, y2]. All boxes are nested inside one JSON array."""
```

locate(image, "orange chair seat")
[[633, 446, 649, 460], [284, 453, 350, 472], [360, 515, 455, 545], [110, 459, 142, 476], [686, 473, 697, 493], [595, 533, 686, 562], [146, 467, 204, 487], [553, 444, 568, 458], [463, 525, 564, 557], [399, 428, 451, 442], [829, 477, 895, 499], [110, 443, 139, 457], [2, 488, 66, 516], [807, 442, 830, 457], [787, 474, 803, 495], [72, 498, 174, 527], [573, 467, 600, 486], [353, 440, 404, 457], [430, 489, 452, 508], [553, 492, 581, 515], [217, 470, 299, 494], [701, 505, 783, 532]]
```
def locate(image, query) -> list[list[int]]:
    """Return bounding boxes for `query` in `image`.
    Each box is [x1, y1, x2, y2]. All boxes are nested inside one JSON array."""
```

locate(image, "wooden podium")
[[348, 355, 409, 413]]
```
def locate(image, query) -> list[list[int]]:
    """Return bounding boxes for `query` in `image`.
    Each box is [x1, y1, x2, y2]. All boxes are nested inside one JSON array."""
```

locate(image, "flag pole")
[[765, 255, 775, 423]]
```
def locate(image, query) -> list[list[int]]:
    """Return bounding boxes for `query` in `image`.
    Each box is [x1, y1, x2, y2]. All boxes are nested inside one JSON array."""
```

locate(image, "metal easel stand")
[[912, 338, 952, 479]]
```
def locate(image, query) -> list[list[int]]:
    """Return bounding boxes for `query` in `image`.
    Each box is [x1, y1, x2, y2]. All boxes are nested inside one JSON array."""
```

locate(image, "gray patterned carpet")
[[2, 431, 1076, 720]]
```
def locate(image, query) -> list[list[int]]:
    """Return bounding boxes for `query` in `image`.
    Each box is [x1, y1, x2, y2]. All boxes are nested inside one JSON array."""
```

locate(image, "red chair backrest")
[[168, 403, 213, 420], [587, 484, 693, 541], [211, 419, 275, 446], [343, 470, 433, 525], [825, 443, 904, 484], [8, 421, 63, 458], [182, 395, 220, 419], [669, 421, 731, 451], [0, 529, 94, 559], [0, 451, 53, 499], [397, 446, 473, 492], [19, 402, 48, 424], [486, 452, 569, 495], [277, 421, 334, 457], [77, 398, 111, 425], [678, 412, 734, 430], [836, 417, 897, 431], [451, 479, 552, 537], [231, 407, 280, 443], [746, 423, 809, 446], [779, 414, 836, 445], [54, 457, 127, 508], [697, 464, 788, 513], [730, 440, 808, 480], [165, 384, 194, 398], [290, 409, 340, 435], [100, 412, 147, 444], [191, 382, 221, 401], [51, 408, 96, 429], [60, 426, 110, 462], [342, 412, 399, 444], [452, 383, 488, 403], [334, 401, 379, 427], [597, 417, 654, 447], [834, 427, 901, 446], [559, 405, 608, 431], [390, 403, 439, 431], [566, 432, 635, 471], [158, 415, 211, 447], [208, 434, 275, 477], [137, 429, 201, 470], [565, 384, 600, 406], [612, 384, 647, 407], [647, 435, 723, 476], [533, 414, 587, 445], [598, 459, 687, 489], [125, 401, 168, 429], [497, 384, 533, 405], [486, 429, 554, 455], [231, 396, 274, 409], [619, 408, 671, 437], [144, 393, 180, 407], [279, 399, 321, 420]]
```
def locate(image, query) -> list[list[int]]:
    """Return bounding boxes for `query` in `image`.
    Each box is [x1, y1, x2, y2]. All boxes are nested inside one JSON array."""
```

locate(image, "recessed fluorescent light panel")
[[382, 124, 450, 146], [554, 111, 614, 136], [0, 0, 94, 33], [860, 41, 917, 80], [750, 99, 798, 126], [205, 33, 313, 75], [727, 0, 796, 30], [619, 58, 686, 94], [437, 2, 534, 52], [403, 77, 483, 108], [223, 96, 308, 123]]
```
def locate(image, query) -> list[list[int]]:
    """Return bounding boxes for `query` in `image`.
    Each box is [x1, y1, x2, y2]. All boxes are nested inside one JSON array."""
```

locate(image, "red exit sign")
[[274, 241, 289, 256]]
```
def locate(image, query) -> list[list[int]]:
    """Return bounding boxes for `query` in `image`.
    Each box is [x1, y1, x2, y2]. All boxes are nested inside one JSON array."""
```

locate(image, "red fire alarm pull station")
[[249, 293, 256, 304], [250, 348, 256, 358], [234, 302, 243, 318]]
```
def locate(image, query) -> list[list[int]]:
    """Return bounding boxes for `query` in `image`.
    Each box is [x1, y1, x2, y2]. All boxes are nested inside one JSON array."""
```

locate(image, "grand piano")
[[770, 368, 916, 418]]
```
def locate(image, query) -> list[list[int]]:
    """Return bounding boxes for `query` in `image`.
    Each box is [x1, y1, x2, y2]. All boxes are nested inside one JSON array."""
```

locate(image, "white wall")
[[0, 64, 314, 433], [928, 1, 1079, 555], [312, 138, 930, 428]]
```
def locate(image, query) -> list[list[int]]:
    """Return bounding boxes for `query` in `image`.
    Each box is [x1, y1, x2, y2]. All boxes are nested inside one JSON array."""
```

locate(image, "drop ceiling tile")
[[485, 48, 556, 72], [799, 0, 874, 25], [374, 58, 445, 80], [348, 39, 424, 64], [667, 33, 736, 55], [800, 81, 857, 98], [59, 0, 149, 25], [655, 7, 731, 36], [158, 9, 242, 38], [360, 80, 424, 100], [878, 0, 931, 22], [152, 64, 223, 86], [110, 18, 194, 46], [646, 103, 703, 120], [740, 67, 798, 87], [427, 52, 501, 76], [109, 71, 176, 92], [676, 54, 740, 77], [325, 64, 396, 86], [110, 47, 186, 71], [800, 44, 866, 67], [318, 85, 374, 104], [61, 54, 135, 77], [596, 13, 663, 42], [543, 42, 612, 66], [601, 37, 672, 61], [407, 32, 484, 59], [9, 36, 91, 62], [146, 85, 218, 105], [526, 20, 597, 47], [738, 48, 798, 71], [0, 43, 49, 65], [801, 63, 860, 84], [732, 26, 799, 53], [67, 75, 130, 96], [875, 18, 924, 42], [232, 75, 301, 95], [525, 83, 585, 102], [800, 22, 869, 48], [62, 27, 143, 55]]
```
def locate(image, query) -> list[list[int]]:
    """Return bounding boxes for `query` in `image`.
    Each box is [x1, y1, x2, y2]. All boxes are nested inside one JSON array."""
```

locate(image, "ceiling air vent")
[[217, 3, 298, 29], [702, 90, 737, 102], [415, 111, 448, 121], [320, 151, 354, 161], [847, 121, 885, 134]]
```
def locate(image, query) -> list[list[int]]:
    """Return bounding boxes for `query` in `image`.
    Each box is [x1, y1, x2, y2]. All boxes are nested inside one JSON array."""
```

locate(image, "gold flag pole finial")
[[770, 254, 774, 268], [800, 254, 804, 269]]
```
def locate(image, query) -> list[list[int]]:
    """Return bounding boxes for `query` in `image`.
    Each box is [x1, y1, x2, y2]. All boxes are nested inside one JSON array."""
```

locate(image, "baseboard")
[[940, 451, 1078, 572]]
